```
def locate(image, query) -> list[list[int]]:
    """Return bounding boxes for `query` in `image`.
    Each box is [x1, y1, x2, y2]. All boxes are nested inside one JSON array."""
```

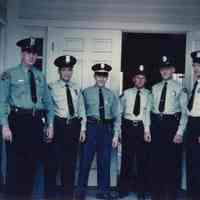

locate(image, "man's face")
[[59, 67, 73, 82], [133, 74, 146, 89], [94, 74, 108, 87], [160, 67, 175, 80], [21, 50, 38, 66], [192, 63, 200, 79]]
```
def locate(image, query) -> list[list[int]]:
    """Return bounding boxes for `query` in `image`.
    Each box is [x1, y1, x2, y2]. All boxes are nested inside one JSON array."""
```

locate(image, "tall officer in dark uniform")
[[0, 78, 3, 191], [49, 55, 86, 199], [150, 56, 188, 200], [118, 65, 152, 200], [0, 37, 54, 199], [186, 50, 200, 199], [77, 63, 120, 200]]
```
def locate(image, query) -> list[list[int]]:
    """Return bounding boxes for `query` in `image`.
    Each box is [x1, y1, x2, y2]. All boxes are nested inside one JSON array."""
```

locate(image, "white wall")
[[18, 0, 200, 27]]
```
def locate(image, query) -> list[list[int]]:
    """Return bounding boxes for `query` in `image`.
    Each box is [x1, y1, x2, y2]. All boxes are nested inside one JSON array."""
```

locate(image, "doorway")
[[121, 32, 186, 90]]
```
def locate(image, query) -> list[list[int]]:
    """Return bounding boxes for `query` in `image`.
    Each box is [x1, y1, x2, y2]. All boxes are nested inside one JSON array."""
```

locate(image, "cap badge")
[[100, 63, 104, 69], [65, 56, 70, 63], [30, 38, 35, 46], [162, 56, 167, 62], [139, 65, 144, 71]]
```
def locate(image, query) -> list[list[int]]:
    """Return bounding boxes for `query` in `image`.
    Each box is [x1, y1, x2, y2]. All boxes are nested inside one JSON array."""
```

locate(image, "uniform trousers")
[[118, 119, 150, 195], [48, 116, 81, 198], [77, 120, 113, 195], [150, 113, 182, 200], [6, 110, 46, 199], [186, 116, 200, 199]]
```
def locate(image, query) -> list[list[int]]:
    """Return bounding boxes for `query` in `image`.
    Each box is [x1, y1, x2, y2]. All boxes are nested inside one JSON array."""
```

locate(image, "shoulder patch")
[[119, 93, 124, 98], [48, 85, 52, 90], [182, 88, 188, 94], [1, 72, 10, 80], [74, 89, 78, 95]]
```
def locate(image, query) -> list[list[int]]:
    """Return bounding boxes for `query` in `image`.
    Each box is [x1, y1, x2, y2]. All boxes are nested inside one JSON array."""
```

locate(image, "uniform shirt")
[[0, 64, 54, 126], [49, 80, 86, 131], [188, 79, 200, 117], [82, 85, 121, 137], [151, 79, 188, 135], [120, 87, 152, 132]]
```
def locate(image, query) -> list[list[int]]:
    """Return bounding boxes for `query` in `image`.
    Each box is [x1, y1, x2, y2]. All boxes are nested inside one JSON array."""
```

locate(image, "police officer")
[[0, 78, 3, 192], [186, 51, 200, 199], [48, 55, 86, 199], [76, 63, 120, 200], [0, 37, 54, 199], [118, 65, 151, 200], [150, 56, 188, 200]]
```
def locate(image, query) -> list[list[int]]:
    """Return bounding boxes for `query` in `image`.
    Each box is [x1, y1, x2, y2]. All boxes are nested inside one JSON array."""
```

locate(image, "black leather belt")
[[87, 116, 113, 124], [151, 112, 181, 120], [55, 116, 81, 125], [123, 118, 143, 127], [10, 106, 45, 117]]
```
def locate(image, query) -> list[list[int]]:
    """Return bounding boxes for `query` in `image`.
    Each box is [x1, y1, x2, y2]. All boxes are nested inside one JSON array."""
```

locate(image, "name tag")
[[17, 79, 25, 82]]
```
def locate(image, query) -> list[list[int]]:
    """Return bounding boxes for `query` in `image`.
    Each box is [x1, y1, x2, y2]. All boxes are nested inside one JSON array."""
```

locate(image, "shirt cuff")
[[176, 129, 183, 136], [1, 118, 8, 127], [144, 126, 150, 133]]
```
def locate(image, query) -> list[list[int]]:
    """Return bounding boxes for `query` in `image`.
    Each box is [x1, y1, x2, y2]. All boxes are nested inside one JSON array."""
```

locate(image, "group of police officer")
[[0, 36, 200, 200]]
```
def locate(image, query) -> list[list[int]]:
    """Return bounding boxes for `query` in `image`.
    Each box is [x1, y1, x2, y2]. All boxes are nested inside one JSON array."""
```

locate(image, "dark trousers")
[[118, 119, 150, 194], [6, 111, 45, 198], [0, 126, 3, 190], [77, 122, 113, 195], [186, 117, 200, 199], [150, 114, 182, 200], [47, 116, 81, 197]]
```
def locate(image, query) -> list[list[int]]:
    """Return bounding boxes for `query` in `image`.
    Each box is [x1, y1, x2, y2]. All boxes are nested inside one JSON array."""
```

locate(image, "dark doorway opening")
[[121, 32, 186, 90]]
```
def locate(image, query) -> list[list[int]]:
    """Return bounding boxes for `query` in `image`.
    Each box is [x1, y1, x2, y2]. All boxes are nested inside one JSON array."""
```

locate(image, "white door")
[[185, 31, 200, 90], [46, 27, 122, 93], [46, 27, 122, 186]]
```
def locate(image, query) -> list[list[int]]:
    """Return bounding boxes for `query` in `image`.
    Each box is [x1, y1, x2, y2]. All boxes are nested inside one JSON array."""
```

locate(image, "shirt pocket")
[[10, 78, 28, 98], [85, 95, 97, 107]]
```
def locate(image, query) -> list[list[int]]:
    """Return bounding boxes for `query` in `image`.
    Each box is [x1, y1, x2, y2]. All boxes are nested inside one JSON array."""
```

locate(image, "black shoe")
[[118, 191, 129, 198], [137, 193, 145, 200], [96, 193, 115, 199], [74, 192, 86, 200]]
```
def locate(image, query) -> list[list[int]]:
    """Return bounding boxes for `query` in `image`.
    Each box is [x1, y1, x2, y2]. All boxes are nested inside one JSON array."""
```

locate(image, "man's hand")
[[198, 136, 200, 144], [144, 131, 151, 143], [112, 136, 118, 148], [79, 131, 86, 143], [2, 126, 12, 142], [45, 126, 54, 143], [173, 133, 183, 144]]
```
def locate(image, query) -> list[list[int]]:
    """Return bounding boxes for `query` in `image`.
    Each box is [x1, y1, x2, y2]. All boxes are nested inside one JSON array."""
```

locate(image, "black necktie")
[[188, 81, 198, 111], [28, 69, 37, 104], [159, 82, 168, 113], [133, 90, 140, 116], [99, 88, 105, 120], [65, 84, 75, 117]]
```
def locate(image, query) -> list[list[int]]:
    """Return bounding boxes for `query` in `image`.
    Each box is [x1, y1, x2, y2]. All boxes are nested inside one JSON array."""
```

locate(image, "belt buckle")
[[132, 121, 138, 126], [97, 118, 102, 124], [32, 107, 36, 117], [159, 113, 164, 120], [66, 118, 69, 125]]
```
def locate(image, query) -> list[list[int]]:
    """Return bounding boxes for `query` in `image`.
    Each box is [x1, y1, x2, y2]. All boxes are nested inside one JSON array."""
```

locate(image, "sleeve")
[[143, 92, 153, 133], [0, 71, 11, 127], [42, 77, 55, 126], [177, 88, 188, 136], [112, 93, 121, 138], [77, 90, 87, 132]]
